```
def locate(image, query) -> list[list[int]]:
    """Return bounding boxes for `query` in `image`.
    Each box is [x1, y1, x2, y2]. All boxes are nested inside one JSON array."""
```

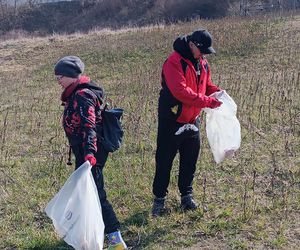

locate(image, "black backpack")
[[99, 107, 124, 152], [75, 82, 124, 153]]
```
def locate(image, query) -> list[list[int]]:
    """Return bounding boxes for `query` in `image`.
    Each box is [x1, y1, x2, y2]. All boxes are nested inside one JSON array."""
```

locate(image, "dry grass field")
[[0, 12, 299, 249]]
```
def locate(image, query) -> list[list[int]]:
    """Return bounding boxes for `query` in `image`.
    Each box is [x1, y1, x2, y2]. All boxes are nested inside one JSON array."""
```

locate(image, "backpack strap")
[[67, 145, 73, 165]]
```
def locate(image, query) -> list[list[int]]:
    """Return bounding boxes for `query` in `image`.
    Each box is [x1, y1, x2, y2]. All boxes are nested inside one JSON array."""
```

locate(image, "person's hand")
[[208, 97, 222, 109], [85, 154, 97, 166]]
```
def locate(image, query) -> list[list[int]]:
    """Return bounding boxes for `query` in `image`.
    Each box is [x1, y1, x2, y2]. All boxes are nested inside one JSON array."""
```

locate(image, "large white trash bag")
[[45, 161, 104, 250], [204, 90, 241, 164]]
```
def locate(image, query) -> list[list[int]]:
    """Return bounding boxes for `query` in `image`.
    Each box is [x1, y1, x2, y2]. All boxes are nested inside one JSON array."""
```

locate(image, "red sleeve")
[[163, 58, 215, 109], [205, 64, 221, 96]]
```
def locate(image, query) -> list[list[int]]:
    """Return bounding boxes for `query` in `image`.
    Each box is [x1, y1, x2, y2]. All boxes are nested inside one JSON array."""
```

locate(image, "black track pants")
[[153, 118, 200, 198]]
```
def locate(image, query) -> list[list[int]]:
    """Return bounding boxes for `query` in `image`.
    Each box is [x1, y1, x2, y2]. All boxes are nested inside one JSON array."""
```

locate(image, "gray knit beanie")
[[54, 56, 85, 78]]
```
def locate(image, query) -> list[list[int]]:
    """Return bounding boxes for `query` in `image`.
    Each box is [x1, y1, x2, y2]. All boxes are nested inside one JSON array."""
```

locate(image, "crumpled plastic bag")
[[45, 161, 104, 250], [203, 90, 241, 164]]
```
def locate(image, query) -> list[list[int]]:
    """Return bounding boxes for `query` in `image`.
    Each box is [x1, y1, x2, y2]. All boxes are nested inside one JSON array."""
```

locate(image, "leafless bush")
[[0, 28, 30, 40]]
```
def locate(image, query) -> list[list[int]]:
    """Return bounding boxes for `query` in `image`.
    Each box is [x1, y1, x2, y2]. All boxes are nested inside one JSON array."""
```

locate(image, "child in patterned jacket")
[[54, 56, 127, 250]]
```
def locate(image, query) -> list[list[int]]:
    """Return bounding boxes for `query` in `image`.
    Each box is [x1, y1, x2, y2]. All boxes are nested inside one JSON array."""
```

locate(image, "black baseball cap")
[[190, 29, 216, 54]]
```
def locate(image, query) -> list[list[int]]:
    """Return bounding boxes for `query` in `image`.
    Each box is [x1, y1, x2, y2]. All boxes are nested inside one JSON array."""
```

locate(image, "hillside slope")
[[0, 12, 299, 249]]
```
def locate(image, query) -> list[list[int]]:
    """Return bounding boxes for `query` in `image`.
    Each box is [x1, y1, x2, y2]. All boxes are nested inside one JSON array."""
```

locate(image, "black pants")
[[72, 143, 120, 234], [153, 118, 201, 198]]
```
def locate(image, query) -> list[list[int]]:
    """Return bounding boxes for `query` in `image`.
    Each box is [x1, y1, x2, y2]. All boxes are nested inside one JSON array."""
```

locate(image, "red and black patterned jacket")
[[62, 77, 104, 159]]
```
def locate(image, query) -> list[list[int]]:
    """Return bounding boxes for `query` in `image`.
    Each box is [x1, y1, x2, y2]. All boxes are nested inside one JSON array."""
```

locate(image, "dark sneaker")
[[151, 197, 166, 217], [181, 194, 198, 211]]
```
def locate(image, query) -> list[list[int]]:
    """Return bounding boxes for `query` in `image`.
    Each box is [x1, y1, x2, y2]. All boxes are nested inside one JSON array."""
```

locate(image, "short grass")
[[0, 11, 299, 250]]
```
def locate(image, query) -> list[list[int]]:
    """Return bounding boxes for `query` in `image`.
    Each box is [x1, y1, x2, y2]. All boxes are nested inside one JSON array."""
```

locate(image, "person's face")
[[189, 41, 203, 59], [56, 75, 78, 89]]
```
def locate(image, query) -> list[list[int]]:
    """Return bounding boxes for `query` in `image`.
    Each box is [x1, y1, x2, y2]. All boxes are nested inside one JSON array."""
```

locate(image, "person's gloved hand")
[[85, 154, 97, 166], [208, 97, 222, 109]]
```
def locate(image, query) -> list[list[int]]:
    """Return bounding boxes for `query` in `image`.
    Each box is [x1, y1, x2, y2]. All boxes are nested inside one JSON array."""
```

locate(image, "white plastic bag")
[[45, 161, 104, 250], [204, 90, 241, 164]]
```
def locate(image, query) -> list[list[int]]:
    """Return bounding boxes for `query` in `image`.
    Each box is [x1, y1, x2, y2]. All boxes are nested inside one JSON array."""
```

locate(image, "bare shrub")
[[0, 28, 30, 40]]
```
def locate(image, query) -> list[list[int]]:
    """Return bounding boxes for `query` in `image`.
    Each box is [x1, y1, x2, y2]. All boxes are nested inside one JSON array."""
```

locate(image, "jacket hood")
[[77, 81, 105, 104], [173, 35, 197, 64], [173, 35, 200, 72]]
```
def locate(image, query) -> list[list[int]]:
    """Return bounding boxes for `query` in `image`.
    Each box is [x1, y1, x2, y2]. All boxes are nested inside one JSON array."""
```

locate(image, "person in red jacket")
[[152, 29, 222, 216], [54, 56, 127, 250]]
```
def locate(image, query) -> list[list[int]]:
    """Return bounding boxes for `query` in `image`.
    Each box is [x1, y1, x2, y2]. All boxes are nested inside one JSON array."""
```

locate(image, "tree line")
[[0, 0, 299, 38]]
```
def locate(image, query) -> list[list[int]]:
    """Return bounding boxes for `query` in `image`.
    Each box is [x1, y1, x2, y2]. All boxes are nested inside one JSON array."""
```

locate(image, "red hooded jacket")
[[159, 42, 220, 124]]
